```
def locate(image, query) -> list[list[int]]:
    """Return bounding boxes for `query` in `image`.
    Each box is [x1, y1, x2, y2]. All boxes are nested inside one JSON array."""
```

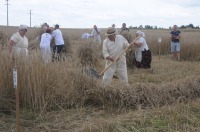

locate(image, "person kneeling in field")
[[131, 31, 152, 69]]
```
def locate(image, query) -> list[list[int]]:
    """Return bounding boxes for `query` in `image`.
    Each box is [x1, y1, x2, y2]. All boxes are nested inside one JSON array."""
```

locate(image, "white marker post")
[[158, 38, 162, 59], [13, 66, 20, 132]]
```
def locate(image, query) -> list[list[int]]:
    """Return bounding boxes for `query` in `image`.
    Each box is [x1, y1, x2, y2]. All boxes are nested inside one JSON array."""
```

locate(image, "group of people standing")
[[40, 23, 65, 62], [8, 23, 65, 62]]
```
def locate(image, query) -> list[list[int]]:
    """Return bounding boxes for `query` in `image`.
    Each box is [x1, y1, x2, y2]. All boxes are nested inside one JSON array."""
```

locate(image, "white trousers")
[[102, 60, 128, 85], [40, 45, 51, 63]]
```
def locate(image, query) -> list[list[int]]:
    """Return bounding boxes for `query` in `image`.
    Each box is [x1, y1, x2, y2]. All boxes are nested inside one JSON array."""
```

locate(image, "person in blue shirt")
[[170, 25, 181, 61]]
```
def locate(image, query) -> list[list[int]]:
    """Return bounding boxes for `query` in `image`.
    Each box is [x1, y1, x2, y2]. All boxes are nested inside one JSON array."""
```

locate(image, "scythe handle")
[[99, 35, 141, 76]]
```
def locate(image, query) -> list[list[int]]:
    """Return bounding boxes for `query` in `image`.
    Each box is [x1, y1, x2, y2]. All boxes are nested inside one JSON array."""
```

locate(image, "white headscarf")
[[19, 25, 28, 30], [136, 31, 145, 37]]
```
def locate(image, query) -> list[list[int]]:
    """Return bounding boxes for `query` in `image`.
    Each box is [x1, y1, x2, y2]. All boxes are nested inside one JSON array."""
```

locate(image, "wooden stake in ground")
[[158, 38, 161, 59], [13, 66, 20, 132]]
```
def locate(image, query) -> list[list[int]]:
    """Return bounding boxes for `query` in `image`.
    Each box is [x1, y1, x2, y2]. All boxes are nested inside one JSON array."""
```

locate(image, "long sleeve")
[[123, 40, 129, 49], [102, 39, 110, 59], [91, 29, 94, 37]]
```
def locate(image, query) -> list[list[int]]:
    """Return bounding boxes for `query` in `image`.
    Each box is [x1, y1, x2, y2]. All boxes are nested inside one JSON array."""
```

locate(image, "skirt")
[[135, 49, 152, 69]]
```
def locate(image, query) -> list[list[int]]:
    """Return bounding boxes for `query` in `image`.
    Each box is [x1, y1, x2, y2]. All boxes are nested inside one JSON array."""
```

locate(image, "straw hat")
[[105, 27, 116, 36]]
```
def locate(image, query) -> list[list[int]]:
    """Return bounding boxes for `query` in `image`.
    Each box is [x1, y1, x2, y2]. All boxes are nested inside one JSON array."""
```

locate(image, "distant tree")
[[138, 25, 143, 29], [144, 25, 152, 29], [154, 26, 157, 29], [128, 25, 138, 29], [180, 25, 186, 29], [188, 23, 194, 28]]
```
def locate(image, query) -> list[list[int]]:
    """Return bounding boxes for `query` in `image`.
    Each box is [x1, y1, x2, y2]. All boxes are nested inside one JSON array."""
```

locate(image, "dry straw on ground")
[[1, 51, 200, 112]]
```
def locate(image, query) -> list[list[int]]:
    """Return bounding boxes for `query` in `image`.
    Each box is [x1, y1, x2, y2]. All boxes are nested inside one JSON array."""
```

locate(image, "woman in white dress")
[[8, 25, 29, 56], [132, 31, 152, 69], [40, 29, 52, 63]]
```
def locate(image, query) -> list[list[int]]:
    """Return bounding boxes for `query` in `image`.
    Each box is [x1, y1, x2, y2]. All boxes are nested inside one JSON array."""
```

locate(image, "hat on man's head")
[[19, 24, 28, 30], [105, 27, 116, 36]]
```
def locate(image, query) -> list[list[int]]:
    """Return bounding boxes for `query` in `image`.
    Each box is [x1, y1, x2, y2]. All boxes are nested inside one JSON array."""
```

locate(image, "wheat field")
[[1, 26, 200, 131]]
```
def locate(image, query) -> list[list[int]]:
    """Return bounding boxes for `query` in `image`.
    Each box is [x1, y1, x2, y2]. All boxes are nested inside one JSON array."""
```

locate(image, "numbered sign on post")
[[158, 38, 162, 43], [13, 67, 17, 89]]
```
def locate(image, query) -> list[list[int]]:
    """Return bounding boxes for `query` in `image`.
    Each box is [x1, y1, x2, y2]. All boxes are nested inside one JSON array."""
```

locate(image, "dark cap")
[[55, 24, 59, 28]]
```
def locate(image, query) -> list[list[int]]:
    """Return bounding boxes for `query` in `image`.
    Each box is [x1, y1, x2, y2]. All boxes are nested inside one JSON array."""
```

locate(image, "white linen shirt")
[[52, 29, 64, 45], [103, 35, 129, 63], [10, 32, 28, 55]]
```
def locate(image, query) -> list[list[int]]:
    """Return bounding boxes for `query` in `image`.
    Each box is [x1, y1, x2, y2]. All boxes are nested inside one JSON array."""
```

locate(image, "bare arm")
[[176, 33, 181, 39], [129, 35, 142, 48], [8, 39, 15, 53], [134, 42, 143, 47], [130, 40, 143, 47]]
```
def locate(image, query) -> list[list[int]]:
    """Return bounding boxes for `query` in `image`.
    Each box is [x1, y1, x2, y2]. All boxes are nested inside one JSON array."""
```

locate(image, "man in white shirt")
[[102, 27, 134, 85], [90, 25, 101, 44], [52, 24, 64, 60]]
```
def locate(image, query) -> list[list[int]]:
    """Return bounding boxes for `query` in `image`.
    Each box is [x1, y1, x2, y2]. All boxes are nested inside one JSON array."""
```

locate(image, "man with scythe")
[[102, 27, 139, 85]]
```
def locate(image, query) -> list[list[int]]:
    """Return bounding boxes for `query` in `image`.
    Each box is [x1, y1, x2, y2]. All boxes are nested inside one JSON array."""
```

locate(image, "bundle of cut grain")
[[77, 43, 102, 68], [0, 31, 8, 50]]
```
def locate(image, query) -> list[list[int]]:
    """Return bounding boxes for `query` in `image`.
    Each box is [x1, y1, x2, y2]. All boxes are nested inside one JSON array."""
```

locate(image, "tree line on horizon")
[[129, 23, 199, 29]]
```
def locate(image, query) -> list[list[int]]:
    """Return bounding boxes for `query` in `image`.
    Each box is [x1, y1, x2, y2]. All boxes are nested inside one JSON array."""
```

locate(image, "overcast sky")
[[0, 0, 200, 28]]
